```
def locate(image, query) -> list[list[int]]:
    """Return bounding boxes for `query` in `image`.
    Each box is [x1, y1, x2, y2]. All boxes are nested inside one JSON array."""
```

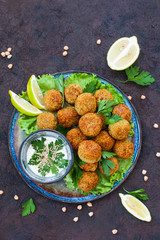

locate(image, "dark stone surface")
[[0, 0, 160, 239]]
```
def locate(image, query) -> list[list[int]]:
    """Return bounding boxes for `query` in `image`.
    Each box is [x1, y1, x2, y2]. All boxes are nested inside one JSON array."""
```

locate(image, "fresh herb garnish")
[[28, 137, 68, 176], [105, 114, 123, 125], [129, 121, 134, 137], [99, 151, 116, 176], [22, 198, 36, 216], [123, 188, 149, 200], [117, 66, 155, 86], [83, 79, 101, 94], [102, 151, 117, 159], [97, 99, 115, 117]]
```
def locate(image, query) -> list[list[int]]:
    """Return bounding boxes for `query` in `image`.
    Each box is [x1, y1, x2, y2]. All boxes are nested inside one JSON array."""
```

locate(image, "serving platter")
[[8, 71, 142, 203]]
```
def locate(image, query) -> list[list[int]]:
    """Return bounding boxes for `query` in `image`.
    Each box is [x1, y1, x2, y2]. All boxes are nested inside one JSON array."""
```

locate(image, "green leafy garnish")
[[105, 114, 123, 125], [28, 137, 68, 176], [100, 84, 124, 104], [18, 113, 39, 137], [83, 79, 101, 94], [123, 188, 149, 200], [101, 159, 115, 175], [129, 121, 134, 137], [117, 66, 155, 86], [102, 151, 117, 159], [22, 198, 36, 216], [19, 91, 30, 102], [97, 99, 115, 117]]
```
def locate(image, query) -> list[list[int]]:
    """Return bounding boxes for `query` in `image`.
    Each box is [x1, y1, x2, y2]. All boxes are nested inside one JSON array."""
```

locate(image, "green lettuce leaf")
[[37, 74, 56, 96], [18, 113, 39, 136]]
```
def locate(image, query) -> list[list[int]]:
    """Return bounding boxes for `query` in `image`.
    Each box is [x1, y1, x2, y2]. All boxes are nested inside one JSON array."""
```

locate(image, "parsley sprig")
[[105, 114, 123, 125], [22, 198, 36, 216], [97, 99, 116, 117], [117, 66, 155, 86], [99, 151, 116, 176], [123, 188, 149, 200]]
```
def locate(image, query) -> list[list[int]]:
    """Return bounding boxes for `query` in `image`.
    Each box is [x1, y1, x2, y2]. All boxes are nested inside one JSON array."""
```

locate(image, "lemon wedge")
[[27, 75, 46, 110], [119, 193, 151, 222], [9, 90, 42, 116], [107, 36, 140, 70]]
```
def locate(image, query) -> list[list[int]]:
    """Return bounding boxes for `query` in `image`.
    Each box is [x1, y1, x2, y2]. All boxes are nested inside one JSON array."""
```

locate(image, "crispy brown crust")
[[44, 89, 63, 111], [79, 113, 102, 137], [64, 83, 83, 104], [66, 128, 87, 150], [78, 171, 99, 191], [113, 139, 134, 159], [99, 157, 119, 176], [78, 140, 102, 163], [108, 119, 131, 140], [112, 104, 132, 121], [57, 107, 80, 128], [94, 130, 115, 151], [79, 162, 98, 172], [37, 112, 57, 130], [75, 93, 97, 116], [94, 89, 113, 105]]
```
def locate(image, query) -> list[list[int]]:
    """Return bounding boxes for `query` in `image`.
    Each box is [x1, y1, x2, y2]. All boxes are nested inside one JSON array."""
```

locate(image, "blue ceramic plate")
[[8, 71, 142, 203]]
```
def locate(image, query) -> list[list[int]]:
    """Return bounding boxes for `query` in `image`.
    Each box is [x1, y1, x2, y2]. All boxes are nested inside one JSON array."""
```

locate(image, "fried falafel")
[[79, 162, 98, 172], [108, 119, 131, 140], [78, 171, 99, 191], [37, 112, 57, 130], [112, 104, 132, 121], [44, 89, 63, 112], [66, 128, 87, 150], [94, 130, 115, 151], [113, 139, 134, 159], [75, 93, 96, 116], [64, 83, 83, 104], [94, 89, 113, 105], [78, 140, 102, 163], [57, 107, 79, 128], [79, 113, 102, 137]]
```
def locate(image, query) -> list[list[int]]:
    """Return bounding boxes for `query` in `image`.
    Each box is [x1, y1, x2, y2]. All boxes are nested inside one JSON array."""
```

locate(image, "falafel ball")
[[113, 139, 134, 159], [75, 93, 96, 116], [79, 162, 98, 172], [94, 130, 115, 151], [112, 104, 132, 121], [99, 157, 119, 176], [44, 89, 63, 112], [108, 119, 131, 140], [57, 107, 79, 128], [94, 89, 113, 105], [66, 128, 87, 150], [78, 140, 102, 163], [79, 113, 102, 137], [78, 171, 99, 192], [64, 83, 83, 104], [37, 112, 57, 130]]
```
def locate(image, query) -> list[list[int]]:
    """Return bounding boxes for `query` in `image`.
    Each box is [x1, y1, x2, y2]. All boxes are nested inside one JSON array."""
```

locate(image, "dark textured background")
[[0, 0, 160, 239]]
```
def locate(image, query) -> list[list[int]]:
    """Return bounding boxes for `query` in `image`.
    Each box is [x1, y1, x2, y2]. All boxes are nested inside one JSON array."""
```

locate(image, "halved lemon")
[[27, 75, 46, 110], [9, 90, 42, 116], [119, 193, 151, 222], [107, 36, 140, 70]]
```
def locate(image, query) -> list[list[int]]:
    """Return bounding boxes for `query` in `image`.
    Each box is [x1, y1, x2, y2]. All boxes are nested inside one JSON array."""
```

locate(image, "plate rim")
[[8, 70, 142, 203]]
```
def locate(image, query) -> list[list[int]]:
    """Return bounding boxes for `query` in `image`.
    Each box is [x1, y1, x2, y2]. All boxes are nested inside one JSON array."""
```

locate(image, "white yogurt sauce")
[[26, 136, 68, 177]]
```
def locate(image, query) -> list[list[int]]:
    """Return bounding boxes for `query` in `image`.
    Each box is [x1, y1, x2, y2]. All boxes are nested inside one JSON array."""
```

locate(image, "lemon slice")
[[9, 90, 42, 116], [107, 36, 140, 70], [119, 193, 151, 222], [27, 75, 46, 110]]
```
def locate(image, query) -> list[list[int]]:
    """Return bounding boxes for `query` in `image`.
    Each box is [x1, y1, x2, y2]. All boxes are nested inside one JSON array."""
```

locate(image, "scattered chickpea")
[[5, 51, 10, 56], [7, 48, 12, 52], [73, 217, 79, 222], [88, 211, 94, 217], [14, 195, 19, 200], [8, 64, 13, 69], [156, 152, 160, 157], [87, 202, 92, 207], [0, 190, 4, 195], [153, 123, 159, 129], [141, 95, 146, 100], [62, 207, 67, 212], [128, 96, 132, 100], [144, 176, 148, 182], [7, 54, 12, 59], [62, 51, 68, 57], [112, 229, 118, 235], [64, 46, 69, 51], [97, 39, 101, 45], [142, 169, 147, 175], [1, 52, 6, 57], [77, 205, 82, 210]]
